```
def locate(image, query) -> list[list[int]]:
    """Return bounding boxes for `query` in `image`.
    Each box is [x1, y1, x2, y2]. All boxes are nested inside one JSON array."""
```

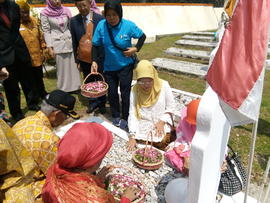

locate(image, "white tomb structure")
[[169, 86, 257, 203]]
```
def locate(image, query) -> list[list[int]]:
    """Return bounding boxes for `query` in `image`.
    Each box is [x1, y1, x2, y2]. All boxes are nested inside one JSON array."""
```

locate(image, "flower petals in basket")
[[133, 147, 164, 170], [81, 73, 108, 98], [106, 167, 146, 203]]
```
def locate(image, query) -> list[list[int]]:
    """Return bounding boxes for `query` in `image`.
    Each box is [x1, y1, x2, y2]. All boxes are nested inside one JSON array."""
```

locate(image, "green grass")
[[11, 34, 270, 183]]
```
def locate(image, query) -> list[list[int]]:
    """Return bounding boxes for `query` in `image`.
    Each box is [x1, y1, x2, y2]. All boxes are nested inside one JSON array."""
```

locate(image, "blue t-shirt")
[[92, 19, 143, 71]]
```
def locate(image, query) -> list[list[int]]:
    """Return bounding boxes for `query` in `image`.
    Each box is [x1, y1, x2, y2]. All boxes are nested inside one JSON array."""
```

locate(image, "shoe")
[[112, 117, 121, 127], [119, 119, 128, 131], [86, 105, 98, 114], [99, 107, 106, 114], [28, 105, 40, 111]]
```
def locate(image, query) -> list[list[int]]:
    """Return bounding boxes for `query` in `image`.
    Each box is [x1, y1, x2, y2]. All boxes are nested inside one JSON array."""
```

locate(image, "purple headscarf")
[[90, 0, 101, 14], [41, 0, 72, 18]]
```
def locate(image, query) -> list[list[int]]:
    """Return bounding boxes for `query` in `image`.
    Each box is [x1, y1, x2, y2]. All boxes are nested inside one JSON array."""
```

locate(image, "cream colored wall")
[[33, 5, 224, 43]]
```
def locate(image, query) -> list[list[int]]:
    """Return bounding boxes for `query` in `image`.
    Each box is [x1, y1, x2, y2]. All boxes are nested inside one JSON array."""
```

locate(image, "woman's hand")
[[127, 137, 137, 151], [123, 47, 137, 57], [48, 47, 55, 58], [155, 120, 165, 137], [91, 61, 98, 74], [122, 186, 140, 202], [0, 67, 9, 80], [96, 165, 114, 182]]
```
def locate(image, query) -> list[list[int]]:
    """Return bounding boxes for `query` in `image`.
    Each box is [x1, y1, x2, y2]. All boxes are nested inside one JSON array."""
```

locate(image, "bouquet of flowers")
[[106, 167, 146, 203], [133, 147, 164, 170]]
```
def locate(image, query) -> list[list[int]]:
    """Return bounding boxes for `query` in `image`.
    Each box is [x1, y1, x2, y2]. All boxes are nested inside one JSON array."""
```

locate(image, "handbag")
[[106, 23, 139, 68], [153, 112, 176, 150], [137, 112, 176, 151], [77, 19, 94, 64], [218, 145, 247, 196]]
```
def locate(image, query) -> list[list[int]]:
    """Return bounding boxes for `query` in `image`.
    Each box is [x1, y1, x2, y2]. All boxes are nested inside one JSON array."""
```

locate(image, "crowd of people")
[[0, 0, 202, 202]]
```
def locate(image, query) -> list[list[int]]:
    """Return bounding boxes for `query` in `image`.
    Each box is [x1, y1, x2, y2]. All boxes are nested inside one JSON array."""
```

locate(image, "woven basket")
[[80, 73, 108, 98], [106, 166, 146, 203], [133, 147, 164, 170], [132, 131, 164, 170]]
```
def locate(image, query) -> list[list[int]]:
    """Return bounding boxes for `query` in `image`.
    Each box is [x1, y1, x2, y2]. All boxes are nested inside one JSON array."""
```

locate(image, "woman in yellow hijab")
[[127, 60, 176, 151]]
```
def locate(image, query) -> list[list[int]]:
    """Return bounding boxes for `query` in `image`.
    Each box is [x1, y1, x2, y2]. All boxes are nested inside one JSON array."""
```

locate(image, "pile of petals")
[[82, 81, 107, 93], [107, 174, 146, 202], [134, 148, 163, 165]]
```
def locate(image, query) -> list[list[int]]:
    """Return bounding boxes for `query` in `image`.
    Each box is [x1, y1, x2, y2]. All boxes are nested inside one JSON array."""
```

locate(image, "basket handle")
[[142, 131, 154, 165], [82, 72, 105, 85]]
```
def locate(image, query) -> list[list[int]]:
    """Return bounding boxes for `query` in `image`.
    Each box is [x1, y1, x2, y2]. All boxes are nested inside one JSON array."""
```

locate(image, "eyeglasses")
[[137, 80, 153, 85]]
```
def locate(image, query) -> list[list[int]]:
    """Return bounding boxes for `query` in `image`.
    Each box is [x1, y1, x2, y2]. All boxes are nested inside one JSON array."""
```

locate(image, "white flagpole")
[[244, 63, 267, 203], [244, 120, 258, 203], [258, 157, 270, 202]]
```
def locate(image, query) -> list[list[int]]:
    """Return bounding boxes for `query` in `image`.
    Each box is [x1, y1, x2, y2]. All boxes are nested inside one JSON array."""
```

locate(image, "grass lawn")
[[13, 34, 270, 184]]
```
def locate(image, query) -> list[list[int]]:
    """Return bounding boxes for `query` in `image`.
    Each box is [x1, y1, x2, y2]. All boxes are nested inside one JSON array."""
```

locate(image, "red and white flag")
[[206, 0, 270, 126]]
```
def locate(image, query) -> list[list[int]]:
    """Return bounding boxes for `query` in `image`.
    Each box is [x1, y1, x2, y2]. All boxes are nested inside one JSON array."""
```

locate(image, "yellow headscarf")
[[16, 0, 30, 10], [133, 60, 163, 118]]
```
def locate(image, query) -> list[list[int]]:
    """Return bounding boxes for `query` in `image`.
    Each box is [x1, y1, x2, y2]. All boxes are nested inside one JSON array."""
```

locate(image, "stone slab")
[[266, 59, 270, 70], [190, 31, 215, 36], [175, 39, 217, 48], [165, 47, 210, 61], [182, 34, 215, 41], [151, 57, 208, 77]]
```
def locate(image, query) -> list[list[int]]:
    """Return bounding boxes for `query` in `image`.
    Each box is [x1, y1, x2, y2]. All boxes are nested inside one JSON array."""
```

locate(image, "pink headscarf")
[[90, 0, 101, 14], [41, 0, 72, 18], [176, 107, 196, 143], [42, 122, 113, 203]]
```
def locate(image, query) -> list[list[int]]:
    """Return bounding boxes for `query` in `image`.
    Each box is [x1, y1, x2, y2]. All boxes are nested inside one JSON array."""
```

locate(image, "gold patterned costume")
[[19, 16, 46, 67], [0, 119, 44, 202], [12, 111, 59, 174]]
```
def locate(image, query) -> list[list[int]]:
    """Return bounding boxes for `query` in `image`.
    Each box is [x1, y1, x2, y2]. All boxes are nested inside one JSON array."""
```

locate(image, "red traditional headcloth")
[[42, 123, 114, 203], [57, 122, 113, 170]]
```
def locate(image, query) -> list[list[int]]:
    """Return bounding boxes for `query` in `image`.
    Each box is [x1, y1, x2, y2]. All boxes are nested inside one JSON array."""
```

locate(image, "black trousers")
[[104, 64, 133, 121], [32, 65, 47, 98], [80, 61, 106, 109], [3, 60, 39, 120]]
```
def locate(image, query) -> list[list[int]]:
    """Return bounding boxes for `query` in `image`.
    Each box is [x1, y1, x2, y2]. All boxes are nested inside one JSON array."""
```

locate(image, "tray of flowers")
[[81, 73, 108, 98], [133, 147, 164, 170], [106, 167, 146, 203]]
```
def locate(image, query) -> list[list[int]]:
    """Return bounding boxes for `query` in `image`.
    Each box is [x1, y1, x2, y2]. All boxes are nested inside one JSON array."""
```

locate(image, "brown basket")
[[80, 73, 108, 98], [132, 132, 164, 170]]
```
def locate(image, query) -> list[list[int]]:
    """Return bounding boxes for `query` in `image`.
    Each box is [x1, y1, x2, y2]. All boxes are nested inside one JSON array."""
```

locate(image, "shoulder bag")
[[218, 145, 247, 196], [106, 23, 139, 68], [77, 19, 94, 64]]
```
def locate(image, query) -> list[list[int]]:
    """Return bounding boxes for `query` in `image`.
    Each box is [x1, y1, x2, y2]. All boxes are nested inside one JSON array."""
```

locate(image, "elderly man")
[[0, 0, 40, 122], [70, 0, 106, 114], [12, 90, 80, 174]]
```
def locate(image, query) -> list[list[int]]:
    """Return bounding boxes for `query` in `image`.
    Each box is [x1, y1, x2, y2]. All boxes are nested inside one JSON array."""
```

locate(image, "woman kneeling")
[[127, 60, 176, 151]]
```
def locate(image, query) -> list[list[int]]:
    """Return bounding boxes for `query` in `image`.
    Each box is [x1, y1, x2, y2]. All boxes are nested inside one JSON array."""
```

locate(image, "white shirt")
[[128, 80, 176, 142]]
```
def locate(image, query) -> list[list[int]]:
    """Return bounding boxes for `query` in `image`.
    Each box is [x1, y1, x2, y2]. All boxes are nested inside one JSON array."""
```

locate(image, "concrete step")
[[190, 31, 215, 36], [165, 47, 210, 61], [182, 35, 215, 41], [266, 59, 270, 70], [151, 57, 208, 77], [175, 39, 217, 49]]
